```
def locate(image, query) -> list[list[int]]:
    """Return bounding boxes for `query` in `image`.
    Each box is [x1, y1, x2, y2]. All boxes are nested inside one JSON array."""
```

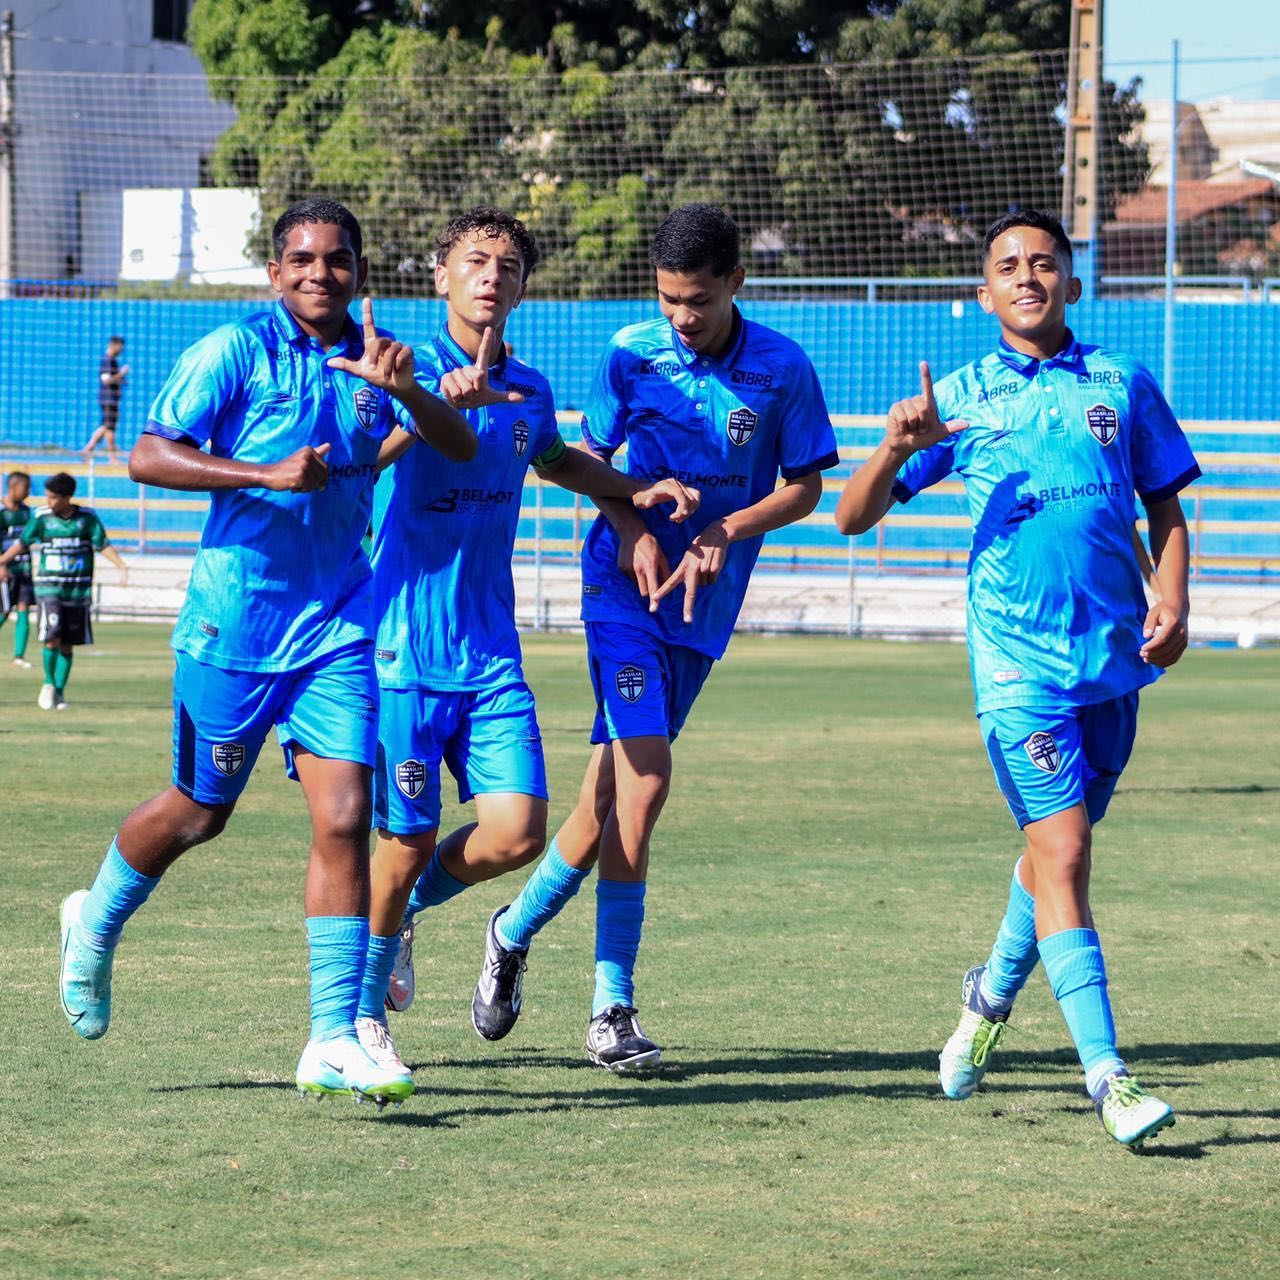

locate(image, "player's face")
[[268, 221, 368, 343], [7, 475, 29, 502], [655, 265, 745, 356], [45, 489, 72, 517], [978, 227, 1081, 356], [435, 233, 526, 332]]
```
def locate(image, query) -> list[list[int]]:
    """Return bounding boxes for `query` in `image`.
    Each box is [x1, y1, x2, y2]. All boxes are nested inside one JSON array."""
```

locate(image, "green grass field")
[[3, 625, 1278, 1280]]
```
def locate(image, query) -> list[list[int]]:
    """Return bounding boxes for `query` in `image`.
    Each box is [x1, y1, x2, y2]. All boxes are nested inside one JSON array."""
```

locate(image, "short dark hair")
[[435, 206, 540, 281], [45, 472, 76, 498], [650, 204, 740, 278], [272, 198, 363, 261], [982, 210, 1073, 269], [7, 470, 30, 485], [107, 335, 124, 346]]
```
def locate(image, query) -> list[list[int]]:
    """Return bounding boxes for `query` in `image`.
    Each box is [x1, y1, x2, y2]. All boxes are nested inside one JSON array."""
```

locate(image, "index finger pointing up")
[[474, 326, 494, 372], [361, 296, 377, 342], [919, 361, 936, 410]]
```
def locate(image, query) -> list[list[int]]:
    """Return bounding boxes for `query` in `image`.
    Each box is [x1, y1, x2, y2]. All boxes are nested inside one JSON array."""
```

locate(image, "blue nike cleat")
[[59, 889, 116, 1040]]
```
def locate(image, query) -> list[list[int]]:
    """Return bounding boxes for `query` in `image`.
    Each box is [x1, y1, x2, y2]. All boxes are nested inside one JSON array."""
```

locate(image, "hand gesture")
[[885, 363, 968, 458], [631, 477, 700, 524], [326, 298, 416, 397], [651, 520, 730, 623], [265, 442, 332, 493], [616, 528, 670, 605], [1139, 599, 1189, 668], [437, 327, 526, 410]]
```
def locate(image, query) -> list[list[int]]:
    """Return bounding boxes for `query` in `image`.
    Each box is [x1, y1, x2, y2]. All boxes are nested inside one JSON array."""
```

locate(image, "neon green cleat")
[[295, 1035, 414, 1109], [1095, 1073, 1175, 1148], [939, 965, 1008, 1099]]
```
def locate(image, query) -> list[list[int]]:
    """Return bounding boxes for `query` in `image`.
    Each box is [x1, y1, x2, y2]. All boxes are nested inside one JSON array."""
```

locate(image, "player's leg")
[[82, 425, 106, 454], [36, 600, 60, 708], [105, 428, 120, 463], [13, 597, 32, 666], [52, 641, 75, 709]]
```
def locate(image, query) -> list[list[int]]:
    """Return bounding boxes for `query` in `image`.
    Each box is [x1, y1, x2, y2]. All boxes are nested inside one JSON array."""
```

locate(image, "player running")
[[54, 198, 475, 1108], [0, 471, 128, 708], [834, 210, 1198, 1148], [460, 203, 838, 1071], [352, 207, 699, 1077], [0, 470, 35, 668]]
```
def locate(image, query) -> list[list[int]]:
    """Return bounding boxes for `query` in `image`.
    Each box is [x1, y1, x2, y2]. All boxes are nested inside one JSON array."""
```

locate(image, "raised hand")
[[631, 476, 701, 524], [265, 442, 332, 493], [885, 362, 968, 457], [650, 520, 730, 623], [325, 298, 416, 396], [437, 327, 526, 410]]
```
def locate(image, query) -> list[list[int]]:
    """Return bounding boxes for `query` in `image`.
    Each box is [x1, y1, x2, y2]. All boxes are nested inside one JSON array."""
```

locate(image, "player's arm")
[[130, 432, 334, 493], [835, 362, 969, 535], [98, 541, 129, 585], [1138, 495, 1190, 667], [0, 537, 27, 568], [377, 428, 417, 472], [537, 443, 700, 523]]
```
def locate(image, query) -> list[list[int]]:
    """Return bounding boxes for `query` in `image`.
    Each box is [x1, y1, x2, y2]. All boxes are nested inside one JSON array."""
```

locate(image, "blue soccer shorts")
[[172, 642, 379, 806], [585, 621, 715, 745], [978, 691, 1140, 829], [373, 681, 548, 837]]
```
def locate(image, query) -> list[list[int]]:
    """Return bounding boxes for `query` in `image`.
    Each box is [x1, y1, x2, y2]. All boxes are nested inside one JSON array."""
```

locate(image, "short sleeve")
[[1128, 364, 1201, 507], [90, 513, 108, 549], [531, 381, 561, 461], [391, 357, 444, 433], [778, 359, 839, 479], [19, 514, 40, 544], [580, 342, 628, 459], [145, 325, 248, 449], [892, 437, 959, 504]]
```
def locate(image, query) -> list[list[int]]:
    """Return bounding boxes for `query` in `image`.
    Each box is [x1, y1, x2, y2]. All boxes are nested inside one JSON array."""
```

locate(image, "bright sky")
[[1106, 0, 1280, 101]]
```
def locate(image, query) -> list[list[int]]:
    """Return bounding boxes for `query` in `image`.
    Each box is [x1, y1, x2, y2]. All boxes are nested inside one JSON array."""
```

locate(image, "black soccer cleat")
[[471, 906, 529, 1041], [584, 1004, 662, 1073]]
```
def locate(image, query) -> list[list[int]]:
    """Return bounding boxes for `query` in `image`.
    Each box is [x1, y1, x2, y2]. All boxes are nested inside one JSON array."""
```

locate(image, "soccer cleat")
[[355, 1016, 410, 1077], [471, 906, 528, 1041], [12, 657, 32, 669], [384, 918, 416, 1013], [59, 889, 115, 1040], [1094, 1072, 1175, 1149], [37, 682, 55, 710], [54, 696, 69, 712], [585, 1004, 662, 1073], [939, 964, 1009, 1100], [295, 1034, 414, 1107]]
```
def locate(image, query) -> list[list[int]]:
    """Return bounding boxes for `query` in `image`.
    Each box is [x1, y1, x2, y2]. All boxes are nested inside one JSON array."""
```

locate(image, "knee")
[[506, 820, 547, 869], [176, 802, 231, 850], [313, 791, 373, 849], [1032, 835, 1091, 885]]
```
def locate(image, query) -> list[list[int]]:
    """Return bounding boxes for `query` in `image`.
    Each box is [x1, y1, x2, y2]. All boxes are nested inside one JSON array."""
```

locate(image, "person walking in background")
[[83, 336, 129, 463]]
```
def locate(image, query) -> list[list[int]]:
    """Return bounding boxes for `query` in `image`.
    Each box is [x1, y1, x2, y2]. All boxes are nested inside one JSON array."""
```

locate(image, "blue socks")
[[593, 878, 646, 1017], [357, 931, 402, 1023], [306, 916, 369, 1042], [404, 849, 469, 921], [496, 840, 591, 952], [80, 839, 161, 949], [979, 859, 1040, 1013], [1039, 927, 1126, 1095]]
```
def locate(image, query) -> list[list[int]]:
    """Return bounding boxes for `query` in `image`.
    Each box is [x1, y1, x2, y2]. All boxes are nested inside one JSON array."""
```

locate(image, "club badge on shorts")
[[1085, 403, 1119, 446], [396, 759, 426, 799], [1024, 731, 1060, 774], [726, 406, 758, 446], [212, 742, 246, 776], [615, 665, 646, 703], [353, 386, 381, 430]]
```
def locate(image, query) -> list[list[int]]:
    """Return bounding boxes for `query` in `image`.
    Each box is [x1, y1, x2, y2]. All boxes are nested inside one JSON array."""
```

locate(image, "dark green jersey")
[[1, 501, 32, 575], [22, 506, 108, 603]]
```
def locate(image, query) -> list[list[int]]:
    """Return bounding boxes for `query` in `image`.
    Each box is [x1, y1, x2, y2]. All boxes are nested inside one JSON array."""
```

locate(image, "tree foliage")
[[188, 0, 1150, 295]]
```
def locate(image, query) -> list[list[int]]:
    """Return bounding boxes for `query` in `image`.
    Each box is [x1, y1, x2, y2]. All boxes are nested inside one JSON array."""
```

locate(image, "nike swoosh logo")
[[321, 1060, 344, 1074]]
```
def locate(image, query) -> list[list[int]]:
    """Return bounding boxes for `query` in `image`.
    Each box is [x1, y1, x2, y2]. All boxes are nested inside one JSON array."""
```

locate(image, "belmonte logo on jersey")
[[726, 406, 758, 446], [211, 743, 246, 776], [513, 419, 529, 457], [1024, 732, 1060, 774], [396, 759, 426, 799], [615, 665, 645, 703], [352, 386, 381, 430], [1085, 404, 1119, 446]]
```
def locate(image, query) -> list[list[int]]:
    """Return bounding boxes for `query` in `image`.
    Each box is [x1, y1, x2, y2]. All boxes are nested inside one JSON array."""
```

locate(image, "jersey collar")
[[272, 300, 364, 357], [434, 321, 508, 379], [670, 305, 747, 369], [995, 329, 1085, 375]]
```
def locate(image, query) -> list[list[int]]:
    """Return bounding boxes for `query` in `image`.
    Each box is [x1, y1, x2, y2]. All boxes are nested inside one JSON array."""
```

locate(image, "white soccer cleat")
[[355, 1016, 410, 1077], [1095, 1072, 1176, 1149], [385, 918, 416, 1013], [12, 657, 32, 669], [37, 682, 55, 710], [295, 1034, 413, 1107]]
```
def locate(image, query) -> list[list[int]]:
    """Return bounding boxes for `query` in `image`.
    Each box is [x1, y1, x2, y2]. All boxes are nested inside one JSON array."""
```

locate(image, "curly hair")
[[435, 207, 541, 281]]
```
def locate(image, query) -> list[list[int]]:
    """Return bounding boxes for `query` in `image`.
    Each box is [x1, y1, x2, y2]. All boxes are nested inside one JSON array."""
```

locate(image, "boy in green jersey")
[[0, 470, 35, 667], [0, 472, 128, 709]]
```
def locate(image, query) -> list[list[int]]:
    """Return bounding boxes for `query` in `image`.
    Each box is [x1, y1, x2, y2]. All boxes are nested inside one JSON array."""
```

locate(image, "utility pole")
[[0, 11, 14, 300], [1062, 0, 1102, 290]]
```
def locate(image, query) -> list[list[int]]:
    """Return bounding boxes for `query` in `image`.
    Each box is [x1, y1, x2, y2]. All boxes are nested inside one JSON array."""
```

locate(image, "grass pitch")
[[2, 626, 1278, 1280]]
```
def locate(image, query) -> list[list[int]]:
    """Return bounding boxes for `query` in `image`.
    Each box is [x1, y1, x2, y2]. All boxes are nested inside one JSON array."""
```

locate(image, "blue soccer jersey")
[[892, 335, 1200, 712], [145, 301, 400, 672], [579, 309, 838, 660], [372, 323, 564, 691]]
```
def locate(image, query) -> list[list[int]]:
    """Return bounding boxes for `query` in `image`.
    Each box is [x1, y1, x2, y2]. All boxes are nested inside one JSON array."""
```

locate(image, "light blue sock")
[[1039, 927, 1126, 1094], [593, 878, 646, 1017], [978, 858, 1040, 1012], [404, 849, 468, 921], [496, 840, 591, 951], [79, 839, 162, 949], [357, 932, 402, 1023], [306, 916, 368, 1042]]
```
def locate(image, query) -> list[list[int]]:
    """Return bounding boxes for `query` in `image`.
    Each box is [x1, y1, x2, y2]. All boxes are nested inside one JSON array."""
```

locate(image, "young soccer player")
[[83, 336, 129, 462], [834, 210, 1198, 1148], [353, 207, 699, 1075], [0, 472, 127, 708], [0, 470, 35, 667], [465, 203, 839, 1070], [54, 198, 476, 1108]]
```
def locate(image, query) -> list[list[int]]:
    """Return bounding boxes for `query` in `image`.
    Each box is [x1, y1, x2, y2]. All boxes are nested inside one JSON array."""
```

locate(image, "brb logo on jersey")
[[615, 665, 646, 703], [513, 419, 529, 457], [1085, 404, 1119, 446], [726, 406, 758, 446], [1024, 732, 1060, 774], [212, 743, 246, 776], [396, 759, 426, 799], [352, 386, 381, 431]]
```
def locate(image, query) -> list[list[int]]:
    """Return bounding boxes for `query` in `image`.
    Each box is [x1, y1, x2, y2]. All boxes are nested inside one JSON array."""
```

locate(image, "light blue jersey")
[[145, 301, 400, 672], [372, 323, 564, 691], [892, 335, 1200, 713], [580, 309, 838, 660]]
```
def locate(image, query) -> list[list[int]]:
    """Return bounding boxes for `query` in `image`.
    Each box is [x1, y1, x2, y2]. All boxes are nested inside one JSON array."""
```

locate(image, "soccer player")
[[0, 472, 127, 708], [465, 203, 838, 1071], [0, 469, 35, 667], [352, 207, 699, 1075], [54, 197, 476, 1108], [833, 210, 1198, 1148], [83, 336, 129, 462]]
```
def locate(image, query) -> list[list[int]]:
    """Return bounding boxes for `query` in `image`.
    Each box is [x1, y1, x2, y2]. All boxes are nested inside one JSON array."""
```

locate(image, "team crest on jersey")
[[1024, 732, 1060, 774], [726, 406, 758, 446], [396, 759, 426, 799], [352, 386, 381, 430], [513, 419, 529, 457], [615, 664, 646, 703], [1085, 403, 1119, 446], [211, 742, 246, 777]]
